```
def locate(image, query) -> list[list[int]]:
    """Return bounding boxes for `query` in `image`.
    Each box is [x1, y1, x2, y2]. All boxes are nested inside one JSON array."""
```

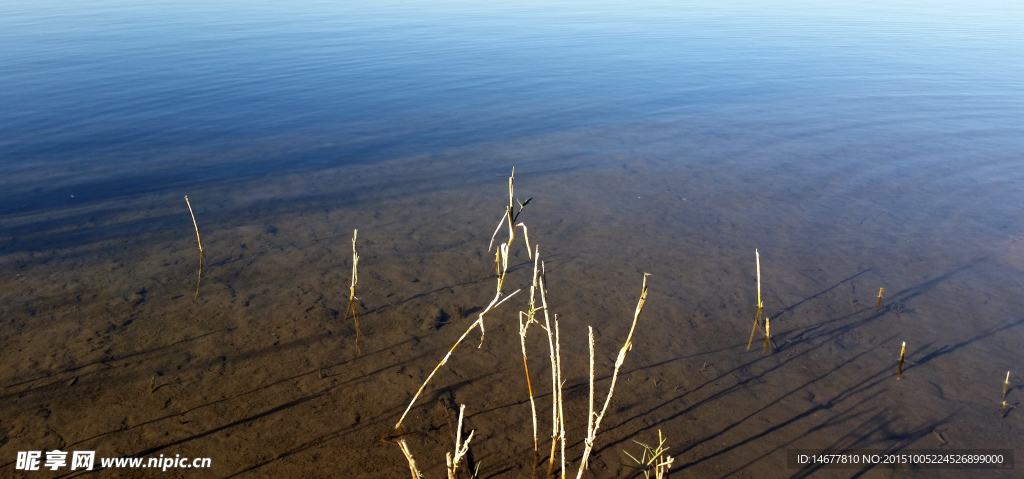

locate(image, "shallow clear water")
[[2, 1, 1024, 476]]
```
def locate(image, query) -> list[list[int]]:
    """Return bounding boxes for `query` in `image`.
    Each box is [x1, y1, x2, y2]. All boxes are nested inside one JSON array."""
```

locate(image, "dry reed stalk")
[[1003, 371, 1010, 398], [184, 196, 205, 302], [556, 317, 566, 479], [576, 273, 650, 478], [518, 245, 543, 465], [537, 272, 561, 477], [756, 249, 762, 307], [897, 341, 906, 380], [877, 287, 884, 310], [762, 317, 772, 354], [446, 404, 475, 479], [520, 313, 539, 458], [747, 249, 764, 351], [587, 326, 595, 470], [397, 438, 423, 479], [394, 288, 520, 430], [653, 430, 673, 479], [345, 229, 362, 355]]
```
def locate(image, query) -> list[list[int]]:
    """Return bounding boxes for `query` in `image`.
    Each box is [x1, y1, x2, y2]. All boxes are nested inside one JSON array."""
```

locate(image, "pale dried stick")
[[556, 316, 566, 479], [519, 246, 542, 459], [446, 404, 475, 479], [1004, 371, 1011, 398], [538, 272, 561, 477], [184, 195, 205, 302], [518, 222, 531, 259], [897, 341, 906, 380], [746, 249, 764, 351], [762, 317, 771, 354], [497, 243, 510, 293], [505, 167, 515, 242], [520, 312, 539, 456], [576, 273, 650, 478], [346, 229, 362, 355], [397, 438, 423, 479], [585, 326, 595, 470], [756, 249, 762, 308], [488, 208, 509, 253], [481, 241, 516, 347], [394, 289, 520, 430]]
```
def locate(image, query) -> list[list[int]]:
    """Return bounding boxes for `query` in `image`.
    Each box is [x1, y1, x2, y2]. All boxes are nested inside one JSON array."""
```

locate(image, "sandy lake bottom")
[[2, 117, 1023, 478]]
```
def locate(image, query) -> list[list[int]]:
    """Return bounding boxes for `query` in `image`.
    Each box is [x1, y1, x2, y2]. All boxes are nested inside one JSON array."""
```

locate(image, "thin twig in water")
[[184, 196, 205, 302], [393, 289, 520, 430]]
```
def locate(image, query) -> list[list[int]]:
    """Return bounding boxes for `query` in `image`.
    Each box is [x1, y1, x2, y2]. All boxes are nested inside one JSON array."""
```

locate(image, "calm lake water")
[[2, 0, 1022, 211], [2, 1, 1024, 476]]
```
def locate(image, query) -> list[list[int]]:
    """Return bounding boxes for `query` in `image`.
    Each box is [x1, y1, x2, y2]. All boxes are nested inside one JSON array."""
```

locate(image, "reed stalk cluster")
[[391, 169, 651, 478]]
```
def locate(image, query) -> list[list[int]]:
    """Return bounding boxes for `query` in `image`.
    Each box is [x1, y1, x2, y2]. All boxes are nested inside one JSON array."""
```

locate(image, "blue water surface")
[[1, 0, 1022, 214]]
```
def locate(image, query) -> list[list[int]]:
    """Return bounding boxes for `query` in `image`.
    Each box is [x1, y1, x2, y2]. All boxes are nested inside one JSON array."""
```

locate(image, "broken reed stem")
[[656, 430, 674, 479], [1004, 371, 1010, 398], [762, 317, 772, 354], [756, 249, 761, 308], [539, 274, 561, 478], [446, 404, 475, 479], [394, 289, 520, 430], [346, 229, 362, 355], [576, 273, 650, 478], [489, 209, 508, 274], [587, 326, 595, 472], [556, 317, 567, 479], [877, 287, 884, 310], [746, 305, 762, 352], [397, 439, 423, 479], [184, 196, 205, 302], [519, 245, 543, 464], [493, 220, 530, 293], [520, 313, 539, 456], [897, 341, 906, 380], [747, 250, 764, 351]]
